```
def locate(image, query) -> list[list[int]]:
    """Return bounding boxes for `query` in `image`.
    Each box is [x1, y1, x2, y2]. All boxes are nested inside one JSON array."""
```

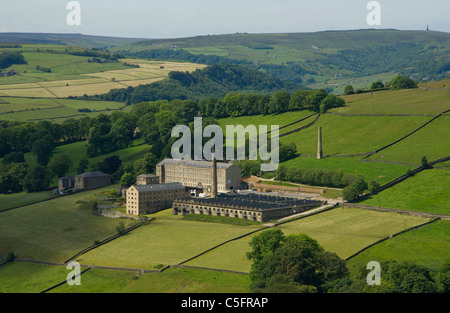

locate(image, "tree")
[[390, 75, 418, 90], [48, 154, 73, 178], [248, 230, 349, 293], [120, 172, 135, 189], [246, 229, 285, 264], [133, 153, 157, 176], [1, 151, 25, 165], [23, 165, 52, 192], [103, 155, 122, 175], [319, 94, 345, 113], [279, 143, 297, 162], [370, 81, 385, 90], [342, 185, 359, 202], [77, 159, 89, 174], [437, 258, 450, 293], [421, 156, 430, 169], [344, 85, 355, 95], [31, 136, 54, 166]]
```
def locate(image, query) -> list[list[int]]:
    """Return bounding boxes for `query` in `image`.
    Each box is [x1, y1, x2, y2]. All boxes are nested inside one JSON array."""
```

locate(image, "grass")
[[183, 207, 430, 273], [280, 114, 430, 156], [0, 191, 56, 212], [360, 169, 450, 215], [0, 262, 69, 293], [338, 86, 450, 115], [0, 49, 205, 99], [0, 97, 125, 122], [0, 185, 135, 262], [0, 261, 246, 293], [368, 115, 450, 164], [346, 219, 450, 275], [79, 209, 261, 270]]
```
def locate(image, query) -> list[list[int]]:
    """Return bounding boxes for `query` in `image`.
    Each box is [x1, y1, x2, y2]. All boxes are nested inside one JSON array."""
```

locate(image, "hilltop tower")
[[211, 145, 218, 198], [317, 127, 323, 160]]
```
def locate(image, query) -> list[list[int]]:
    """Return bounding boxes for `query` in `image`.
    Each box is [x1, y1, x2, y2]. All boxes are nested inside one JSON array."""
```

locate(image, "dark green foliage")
[[120, 172, 135, 188], [23, 165, 52, 192], [0, 51, 26, 69], [389, 75, 418, 90], [362, 261, 438, 293], [47, 154, 73, 178], [248, 230, 349, 293], [31, 136, 55, 166], [344, 85, 355, 95], [0, 163, 28, 193], [84, 63, 301, 104], [1, 151, 25, 165], [276, 165, 364, 189]]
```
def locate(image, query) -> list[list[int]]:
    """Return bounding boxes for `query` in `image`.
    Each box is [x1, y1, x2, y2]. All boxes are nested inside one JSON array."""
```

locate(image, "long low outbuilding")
[[172, 192, 324, 223]]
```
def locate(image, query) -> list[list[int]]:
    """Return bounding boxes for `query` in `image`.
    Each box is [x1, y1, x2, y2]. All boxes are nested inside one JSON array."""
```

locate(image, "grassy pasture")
[[280, 114, 430, 156], [79, 209, 261, 270], [368, 115, 450, 164], [0, 50, 205, 98], [338, 86, 450, 115], [0, 185, 135, 262], [360, 169, 450, 215], [347, 219, 450, 275], [0, 97, 125, 122], [0, 263, 250, 293], [184, 207, 431, 273], [0, 262, 69, 293]]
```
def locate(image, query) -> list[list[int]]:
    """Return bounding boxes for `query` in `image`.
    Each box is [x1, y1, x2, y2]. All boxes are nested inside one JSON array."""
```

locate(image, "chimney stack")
[[211, 145, 218, 198], [317, 127, 323, 160]]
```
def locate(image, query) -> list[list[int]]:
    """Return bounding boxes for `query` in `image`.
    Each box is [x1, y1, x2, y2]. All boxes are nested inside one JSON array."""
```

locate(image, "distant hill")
[[0, 32, 144, 49], [1, 30, 449, 90], [116, 29, 450, 87]]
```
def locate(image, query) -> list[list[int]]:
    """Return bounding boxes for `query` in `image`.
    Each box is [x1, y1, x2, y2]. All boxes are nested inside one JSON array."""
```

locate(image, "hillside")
[[116, 29, 450, 88]]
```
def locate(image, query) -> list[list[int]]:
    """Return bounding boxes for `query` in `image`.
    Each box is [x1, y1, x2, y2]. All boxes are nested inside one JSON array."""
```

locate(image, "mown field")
[[0, 44, 205, 122]]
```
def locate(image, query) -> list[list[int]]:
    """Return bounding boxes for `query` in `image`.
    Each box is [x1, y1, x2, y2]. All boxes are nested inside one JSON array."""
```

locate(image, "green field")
[[360, 169, 450, 215], [347, 219, 450, 274], [184, 207, 431, 273], [0, 263, 250, 293], [0, 45, 205, 104], [0, 185, 135, 262], [79, 209, 261, 270]]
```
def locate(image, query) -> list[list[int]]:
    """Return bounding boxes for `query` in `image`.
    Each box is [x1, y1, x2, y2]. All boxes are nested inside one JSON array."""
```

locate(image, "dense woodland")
[[80, 63, 302, 103]]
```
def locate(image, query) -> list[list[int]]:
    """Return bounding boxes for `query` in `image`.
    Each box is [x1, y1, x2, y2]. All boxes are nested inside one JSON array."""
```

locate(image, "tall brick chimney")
[[212, 145, 218, 198]]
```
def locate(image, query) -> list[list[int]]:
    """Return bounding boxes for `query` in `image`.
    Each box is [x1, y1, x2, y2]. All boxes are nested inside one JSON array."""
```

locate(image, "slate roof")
[[157, 158, 235, 170]]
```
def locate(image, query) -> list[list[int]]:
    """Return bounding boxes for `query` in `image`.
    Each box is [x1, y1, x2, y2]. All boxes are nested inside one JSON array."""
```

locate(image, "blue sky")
[[1, 0, 449, 38]]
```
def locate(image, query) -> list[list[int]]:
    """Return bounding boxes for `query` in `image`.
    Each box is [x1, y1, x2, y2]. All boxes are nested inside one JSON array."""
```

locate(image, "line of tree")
[[344, 75, 418, 95], [275, 165, 369, 190]]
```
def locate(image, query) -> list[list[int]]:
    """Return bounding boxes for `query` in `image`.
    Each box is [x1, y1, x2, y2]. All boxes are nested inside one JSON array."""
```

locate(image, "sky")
[[1, 0, 449, 39]]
